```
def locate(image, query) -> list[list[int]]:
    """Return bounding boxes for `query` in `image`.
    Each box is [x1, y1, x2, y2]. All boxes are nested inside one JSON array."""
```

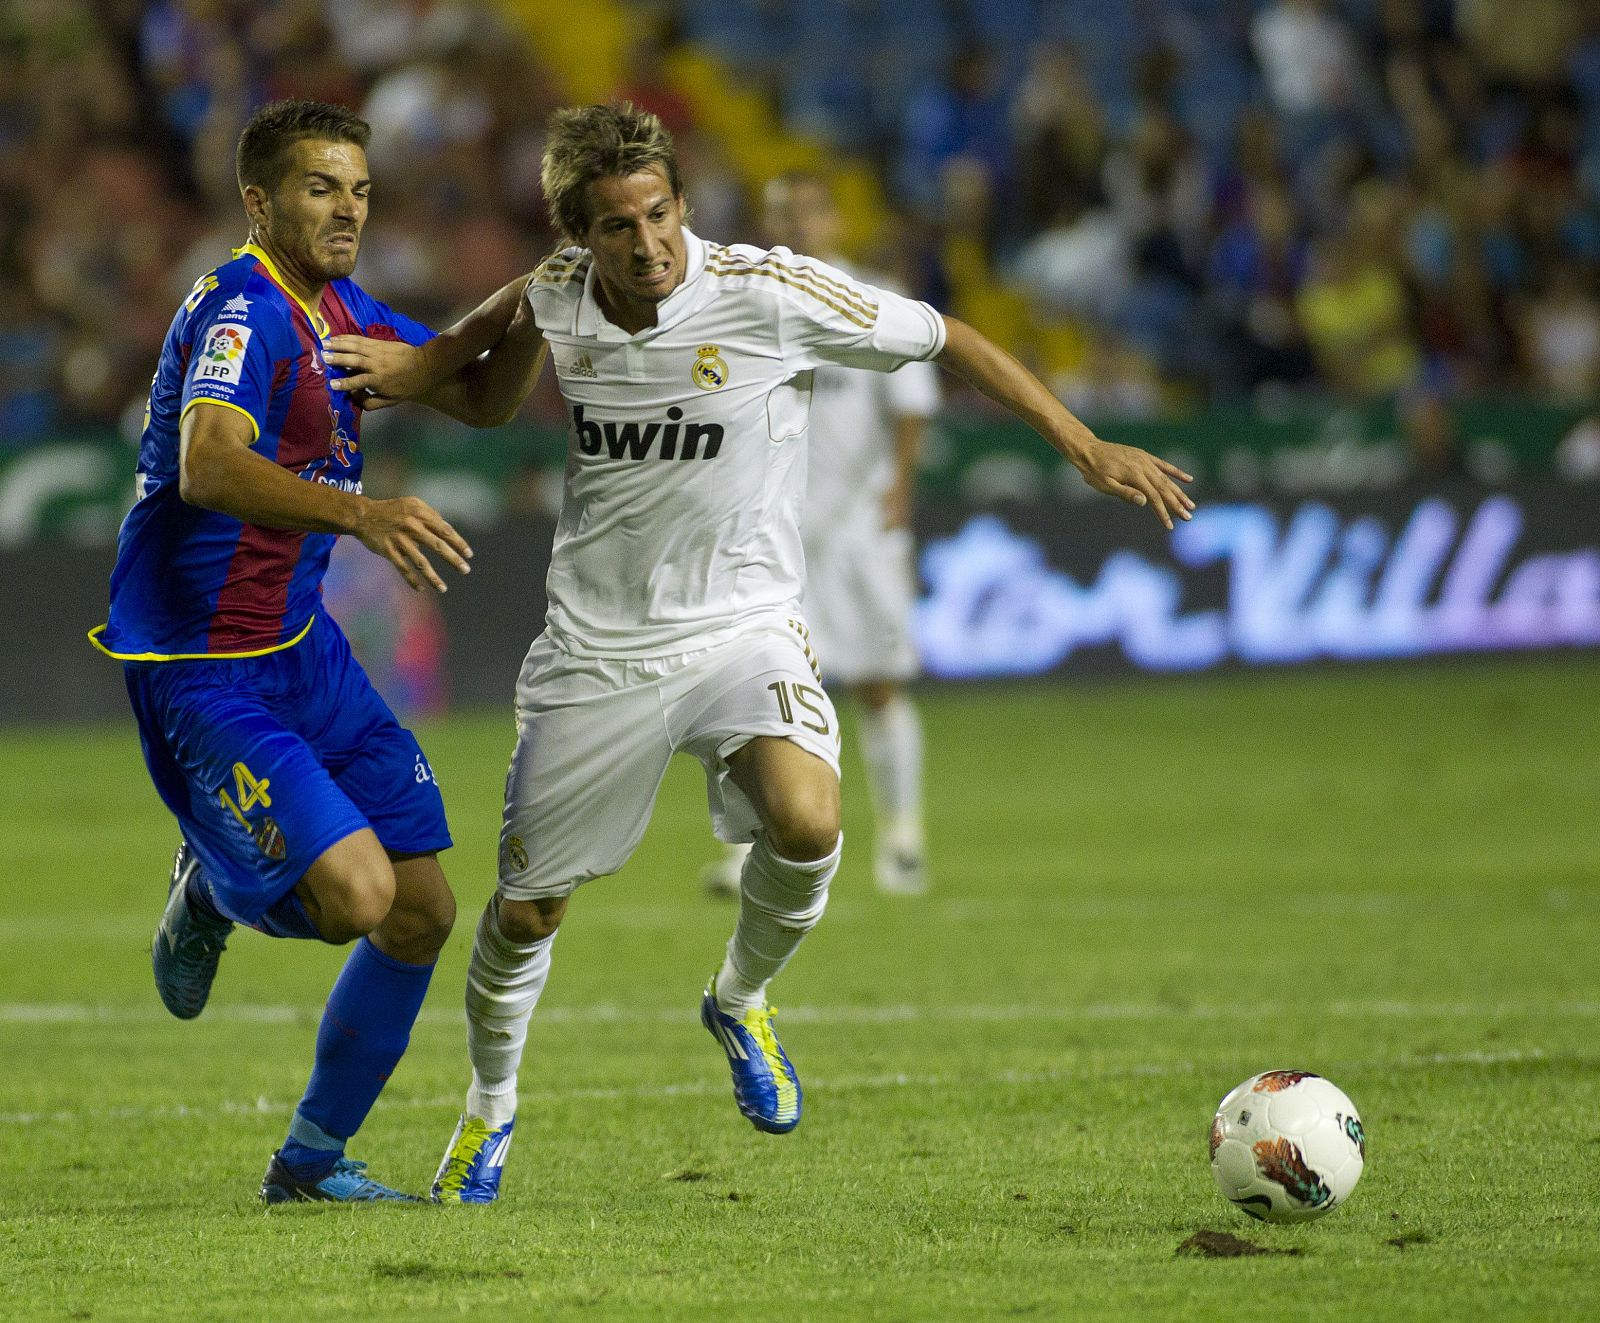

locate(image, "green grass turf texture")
[[1, 657, 1597, 1322]]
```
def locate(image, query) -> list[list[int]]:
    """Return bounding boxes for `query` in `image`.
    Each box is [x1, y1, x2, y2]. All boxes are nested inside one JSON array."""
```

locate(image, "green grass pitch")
[[2, 658, 1597, 1321]]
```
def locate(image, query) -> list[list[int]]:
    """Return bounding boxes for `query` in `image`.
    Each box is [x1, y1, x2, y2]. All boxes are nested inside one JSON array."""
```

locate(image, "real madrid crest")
[[692, 344, 728, 391], [506, 835, 529, 873]]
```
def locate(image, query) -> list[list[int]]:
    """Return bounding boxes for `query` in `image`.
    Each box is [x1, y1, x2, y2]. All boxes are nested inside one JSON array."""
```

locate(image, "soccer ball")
[[1209, 1070, 1365, 1222]]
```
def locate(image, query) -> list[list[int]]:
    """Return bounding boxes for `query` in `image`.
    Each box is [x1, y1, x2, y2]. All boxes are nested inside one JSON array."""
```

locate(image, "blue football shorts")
[[122, 609, 451, 925]]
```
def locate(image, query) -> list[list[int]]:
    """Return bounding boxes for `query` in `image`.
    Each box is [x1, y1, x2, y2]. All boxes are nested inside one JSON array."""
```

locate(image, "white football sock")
[[859, 694, 924, 849], [463, 896, 554, 1128], [715, 831, 840, 1016]]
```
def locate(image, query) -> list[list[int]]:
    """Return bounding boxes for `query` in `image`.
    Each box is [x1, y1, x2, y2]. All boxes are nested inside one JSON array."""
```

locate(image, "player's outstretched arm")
[[324, 275, 547, 427], [883, 412, 928, 529], [936, 316, 1195, 529], [180, 401, 473, 592]]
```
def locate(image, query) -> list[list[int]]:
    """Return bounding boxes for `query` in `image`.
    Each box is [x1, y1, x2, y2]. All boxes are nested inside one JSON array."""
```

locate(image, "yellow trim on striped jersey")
[[87, 613, 318, 663], [233, 242, 330, 338], [179, 396, 262, 442], [184, 272, 220, 313], [707, 248, 878, 318], [704, 260, 876, 329]]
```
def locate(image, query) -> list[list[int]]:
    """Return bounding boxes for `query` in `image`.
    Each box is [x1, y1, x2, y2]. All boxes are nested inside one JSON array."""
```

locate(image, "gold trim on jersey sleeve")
[[705, 256, 877, 329], [707, 247, 879, 318], [179, 396, 263, 442], [532, 251, 591, 285], [87, 613, 318, 662]]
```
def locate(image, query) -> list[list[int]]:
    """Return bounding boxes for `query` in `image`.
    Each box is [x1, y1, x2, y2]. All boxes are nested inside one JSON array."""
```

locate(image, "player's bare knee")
[[387, 856, 456, 946], [341, 889, 394, 941], [302, 832, 397, 942], [421, 885, 457, 944], [320, 863, 396, 942], [378, 884, 454, 961], [767, 796, 841, 863], [497, 894, 566, 944]]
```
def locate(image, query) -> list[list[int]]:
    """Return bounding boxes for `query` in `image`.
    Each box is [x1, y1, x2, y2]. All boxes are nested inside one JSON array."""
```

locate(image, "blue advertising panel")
[[915, 483, 1600, 677]]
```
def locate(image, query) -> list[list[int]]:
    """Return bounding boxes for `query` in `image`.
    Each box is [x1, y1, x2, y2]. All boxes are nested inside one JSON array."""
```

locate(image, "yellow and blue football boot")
[[259, 1152, 421, 1203], [432, 1114, 516, 1204], [700, 978, 802, 1134], [151, 841, 233, 1020]]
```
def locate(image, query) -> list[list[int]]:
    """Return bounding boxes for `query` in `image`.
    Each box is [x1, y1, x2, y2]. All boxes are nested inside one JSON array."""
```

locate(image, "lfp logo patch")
[[195, 323, 252, 385], [691, 344, 728, 391]]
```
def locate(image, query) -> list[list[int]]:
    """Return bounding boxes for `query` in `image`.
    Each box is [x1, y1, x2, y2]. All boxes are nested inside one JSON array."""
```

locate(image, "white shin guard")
[[715, 831, 840, 1015], [464, 897, 554, 1127]]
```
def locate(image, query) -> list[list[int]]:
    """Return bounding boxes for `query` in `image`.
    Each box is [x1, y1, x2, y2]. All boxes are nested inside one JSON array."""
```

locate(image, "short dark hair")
[[235, 99, 370, 193]]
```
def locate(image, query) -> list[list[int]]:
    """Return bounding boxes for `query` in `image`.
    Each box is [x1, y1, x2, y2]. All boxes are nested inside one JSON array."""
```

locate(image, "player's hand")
[[353, 495, 473, 593], [1073, 441, 1195, 530], [325, 336, 433, 405]]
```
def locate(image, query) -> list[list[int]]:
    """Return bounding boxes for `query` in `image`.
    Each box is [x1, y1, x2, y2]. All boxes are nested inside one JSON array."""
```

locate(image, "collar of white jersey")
[[577, 227, 709, 342]]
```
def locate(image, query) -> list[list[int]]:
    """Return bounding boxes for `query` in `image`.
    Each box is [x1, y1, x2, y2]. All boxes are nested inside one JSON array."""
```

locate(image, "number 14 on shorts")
[[219, 760, 271, 825]]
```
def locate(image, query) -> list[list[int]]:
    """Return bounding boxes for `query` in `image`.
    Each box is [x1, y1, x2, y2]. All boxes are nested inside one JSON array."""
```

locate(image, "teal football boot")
[[260, 1152, 422, 1204]]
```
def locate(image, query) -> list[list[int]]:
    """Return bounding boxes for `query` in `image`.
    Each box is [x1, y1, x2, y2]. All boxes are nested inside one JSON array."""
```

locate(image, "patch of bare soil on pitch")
[[371, 1261, 526, 1282], [1176, 1230, 1303, 1258]]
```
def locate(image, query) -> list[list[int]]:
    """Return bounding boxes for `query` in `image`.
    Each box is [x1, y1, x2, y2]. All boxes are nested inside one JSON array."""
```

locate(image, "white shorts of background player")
[[802, 522, 919, 685]]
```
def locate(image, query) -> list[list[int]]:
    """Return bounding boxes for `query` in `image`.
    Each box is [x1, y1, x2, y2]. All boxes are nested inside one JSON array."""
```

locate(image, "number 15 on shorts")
[[767, 680, 830, 735]]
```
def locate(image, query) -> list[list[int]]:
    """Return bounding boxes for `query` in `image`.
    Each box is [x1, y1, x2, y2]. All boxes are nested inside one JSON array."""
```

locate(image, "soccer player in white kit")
[[705, 171, 942, 899], [325, 103, 1193, 1203]]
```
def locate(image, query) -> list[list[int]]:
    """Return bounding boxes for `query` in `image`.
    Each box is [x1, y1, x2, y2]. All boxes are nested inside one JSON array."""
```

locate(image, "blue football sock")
[[253, 890, 324, 941], [277, 937, 435, 1179], [183, 871, 228, 925]]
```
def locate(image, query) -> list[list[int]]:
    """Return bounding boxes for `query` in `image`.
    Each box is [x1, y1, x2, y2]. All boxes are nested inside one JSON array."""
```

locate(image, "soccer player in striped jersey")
[[326, 103, 1193, 1204], [92, 100, 532, 1203]]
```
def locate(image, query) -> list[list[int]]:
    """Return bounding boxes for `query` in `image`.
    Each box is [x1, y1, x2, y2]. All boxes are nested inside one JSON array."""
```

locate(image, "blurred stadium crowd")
[[4, 0, 1600, 450]]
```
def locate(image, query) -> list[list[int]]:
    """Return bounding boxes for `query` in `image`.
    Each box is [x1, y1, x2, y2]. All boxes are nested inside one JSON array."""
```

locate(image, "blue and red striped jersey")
[[92, 243, 433, 660]]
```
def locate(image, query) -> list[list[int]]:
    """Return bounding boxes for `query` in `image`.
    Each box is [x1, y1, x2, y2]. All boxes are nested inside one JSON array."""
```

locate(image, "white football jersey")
[[803, 260, 943, 539], [526, 228, 946, 658]]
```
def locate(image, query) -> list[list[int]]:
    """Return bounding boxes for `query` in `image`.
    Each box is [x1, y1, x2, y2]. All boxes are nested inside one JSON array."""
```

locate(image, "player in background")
[[325, 103, 1192, 1204], [703, 171, 940, 899], [90, 100, 532, 1203]]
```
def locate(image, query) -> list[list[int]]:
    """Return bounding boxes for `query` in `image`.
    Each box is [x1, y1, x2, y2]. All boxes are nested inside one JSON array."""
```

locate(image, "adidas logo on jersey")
[[572, 404, 725, 461], [564, 352, 598, 379]]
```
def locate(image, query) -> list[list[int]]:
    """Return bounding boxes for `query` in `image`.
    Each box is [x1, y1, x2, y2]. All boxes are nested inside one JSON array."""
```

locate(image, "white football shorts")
[[497, 618, 841, 900], [801, 522, 919, 684]]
